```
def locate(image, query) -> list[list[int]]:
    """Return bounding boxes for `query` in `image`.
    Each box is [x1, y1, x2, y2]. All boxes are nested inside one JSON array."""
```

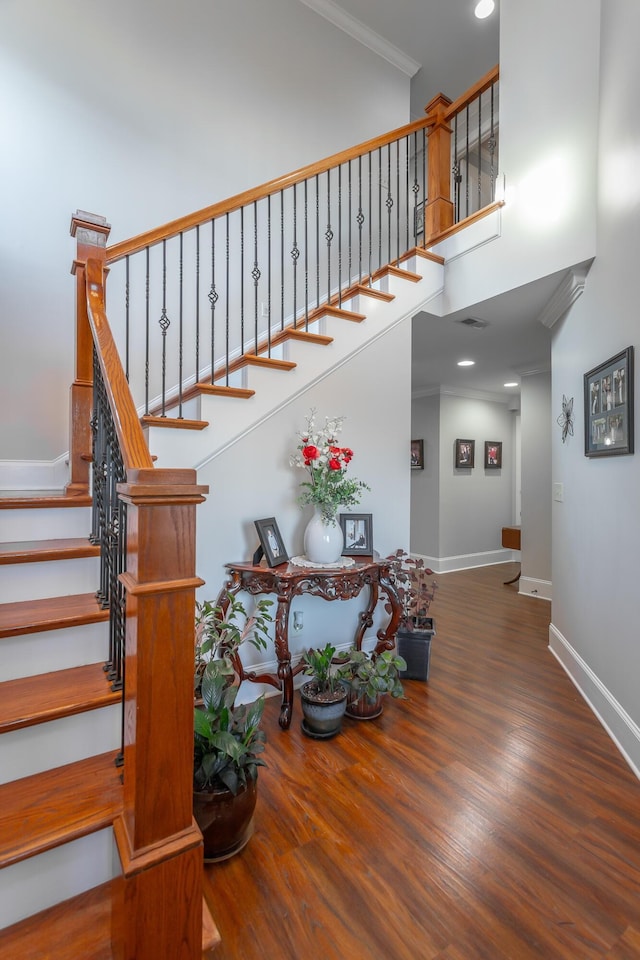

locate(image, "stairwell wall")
[[0, 0, 410, 464]]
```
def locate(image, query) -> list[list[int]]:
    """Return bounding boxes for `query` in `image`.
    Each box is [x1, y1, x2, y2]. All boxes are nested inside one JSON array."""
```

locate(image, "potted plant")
[[384, 550, 438, 681], [299, 642, 348, 738], [193, 591, 273, 861], [338, 647, 407, 719]]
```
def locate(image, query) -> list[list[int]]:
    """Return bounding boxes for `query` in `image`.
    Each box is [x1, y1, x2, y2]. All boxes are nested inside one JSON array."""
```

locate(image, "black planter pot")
[[397, 618, 435, 681], [193, 778, 258, 862]]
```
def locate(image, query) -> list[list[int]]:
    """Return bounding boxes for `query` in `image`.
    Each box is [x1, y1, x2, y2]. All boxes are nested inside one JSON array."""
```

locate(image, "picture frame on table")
[[339, 513, 373, 556], [584, 346, 634, 458], [484, 441, 502, 469], [411, 439, 424, 470], [413, 201, 425, 238], [254, 517, 288, 567], [455, 438, 475, 468]]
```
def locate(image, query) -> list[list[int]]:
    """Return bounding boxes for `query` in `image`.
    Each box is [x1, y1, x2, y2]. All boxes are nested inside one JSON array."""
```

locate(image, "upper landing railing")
[[97, 65, 499, 424]]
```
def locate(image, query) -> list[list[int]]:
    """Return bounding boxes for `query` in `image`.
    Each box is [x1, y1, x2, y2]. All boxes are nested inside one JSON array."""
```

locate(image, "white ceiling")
[[302, 0, 560, 402]]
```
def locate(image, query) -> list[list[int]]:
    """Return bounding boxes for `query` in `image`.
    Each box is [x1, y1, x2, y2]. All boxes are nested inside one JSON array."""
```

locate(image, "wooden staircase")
[[0, 492, 219, 958]]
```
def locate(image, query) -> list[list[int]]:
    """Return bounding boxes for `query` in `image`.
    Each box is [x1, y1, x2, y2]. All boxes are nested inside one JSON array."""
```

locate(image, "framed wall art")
[[455, 438, 475, 468], [484, 441, 502, 469], [584, 346, 634, 458], [254, 517, 289, 567], [339, 513, 373, 556], [411, 439, 424, 470]]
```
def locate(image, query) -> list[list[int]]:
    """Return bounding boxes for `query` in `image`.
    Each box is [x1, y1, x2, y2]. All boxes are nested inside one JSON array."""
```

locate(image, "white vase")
[[303, 508, 344, 564]]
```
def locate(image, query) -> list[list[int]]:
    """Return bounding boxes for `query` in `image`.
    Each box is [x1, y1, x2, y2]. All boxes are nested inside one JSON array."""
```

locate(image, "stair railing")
[[89, 66, 499, 427], [70, 214, 208, 960]]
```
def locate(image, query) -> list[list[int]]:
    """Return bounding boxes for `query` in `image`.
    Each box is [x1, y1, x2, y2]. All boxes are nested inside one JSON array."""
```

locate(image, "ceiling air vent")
[[457, 317, 489, 329]]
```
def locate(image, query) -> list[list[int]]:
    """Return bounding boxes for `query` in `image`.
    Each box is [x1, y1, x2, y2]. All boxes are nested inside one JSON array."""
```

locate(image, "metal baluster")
[[208, 219, 217, 387], [465, 104, 470, 220], [304, 179, 309, 327], [268, 194, 272, 335], [338, 165, 342, 308], [357, 155, 364, 284], [368, 152, 373, 282], [253, 201, 261, 356], [488, 82, 496, 202], [144, 247, 150, 414], [412, 131, 420, 247], [315, 175, 320, 309], [178, 232, 184, 418], [326, 170, 333, 304], [378, 148, 382, 271], [195, 225, 200, 382], [159, 239, 170, 417], [478, 91, 482, 213], [453, 114, 460, 223], [240, 206, 245, 356], [125, 256, 130, 382], [225, 212, 230, 383], [281, 189, 285, 331], [396, 140, 400, 263], [292, 184, 299, 327], [405, 136, 410, 255], [348, 161, 353, 290], [386, 143, 392, 265]]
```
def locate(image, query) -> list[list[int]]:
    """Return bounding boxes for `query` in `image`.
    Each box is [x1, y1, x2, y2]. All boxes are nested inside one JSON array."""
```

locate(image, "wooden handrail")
[[443, 64, 499, 121], [106, 115, 434, 263], [85, 259, 153, 472]]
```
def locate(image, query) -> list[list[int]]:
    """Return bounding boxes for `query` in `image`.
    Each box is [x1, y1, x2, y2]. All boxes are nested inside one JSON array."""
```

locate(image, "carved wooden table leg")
[[354, 579, 378, 651], [376, 568, 402, 653], [274, 586, 293, 729]]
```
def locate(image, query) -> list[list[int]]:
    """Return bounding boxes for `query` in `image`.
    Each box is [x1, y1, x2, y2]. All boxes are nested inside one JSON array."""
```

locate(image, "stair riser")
[[0, 507, 92, 542], [1, 621, 110, 682], [0, 828, 117, 931], [0, 556, 100, 604], [0, 704, 121, 784]]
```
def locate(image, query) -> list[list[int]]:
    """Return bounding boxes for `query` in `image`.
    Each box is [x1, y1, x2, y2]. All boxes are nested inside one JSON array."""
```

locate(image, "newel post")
[[68, 210, 111, 496], [112, 467, 209, 960], [424, 94, 454, 244]]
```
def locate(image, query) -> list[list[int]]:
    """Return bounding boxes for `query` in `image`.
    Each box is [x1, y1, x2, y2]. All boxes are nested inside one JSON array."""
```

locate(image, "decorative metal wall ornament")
[[557, 395, 575, 443]]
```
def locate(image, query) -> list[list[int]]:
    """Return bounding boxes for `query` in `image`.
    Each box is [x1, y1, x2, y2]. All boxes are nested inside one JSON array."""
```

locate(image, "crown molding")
[[537, 259, 594, 330], [412, 384, 516, 406], [297, 0, 421, 77]]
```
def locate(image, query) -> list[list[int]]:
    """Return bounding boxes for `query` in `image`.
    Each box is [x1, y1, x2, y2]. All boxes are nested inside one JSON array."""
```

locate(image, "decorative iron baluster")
[[304, 179, 309, 326], [144, 247, 150, 414], [357, 155, 364, 284], [178, 232, 184, 418], [252, 202, 261, 356], [195, 225, 200, 382], [337, 165, 342, 308], [268, 194, 273, 333], [240, 206, 245, 356], [378, 148, 382, 271], [465, 104, 470, 220], [453, 114, 461, 223], [208, 218, 218, 387], [478, 91, 482, 214], [326, 170, 333, 304], [368, 152, 373, 283], [488, 82, 496, 202], [386, 143, 393, 266], [281, 189, 285, 331], [125, 255, 130, 382], [225, 212, 230, 383], [291, 184, 299, 327], [315, 174, 320, 309], [405, 137, 410, 256], [348, 160, 353, 289], [159, 239, 170, 416], [412, 131, 420, 248]]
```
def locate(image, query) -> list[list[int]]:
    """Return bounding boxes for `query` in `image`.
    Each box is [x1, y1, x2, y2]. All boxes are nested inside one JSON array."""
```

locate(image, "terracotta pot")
[[300, 681, 347, 738], [345, 690, 384, 720], [193, 778, 258, 862]]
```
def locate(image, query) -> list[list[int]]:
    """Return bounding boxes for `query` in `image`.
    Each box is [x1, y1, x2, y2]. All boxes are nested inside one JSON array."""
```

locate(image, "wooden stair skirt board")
[[0, 882, 220, 959]]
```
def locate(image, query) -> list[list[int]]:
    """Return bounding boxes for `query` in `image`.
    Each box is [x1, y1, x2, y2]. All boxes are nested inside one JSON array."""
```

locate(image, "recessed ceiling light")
[[504, 381, 518, 388], [457, 359, 475, 367], [474, 0, 495, 19]]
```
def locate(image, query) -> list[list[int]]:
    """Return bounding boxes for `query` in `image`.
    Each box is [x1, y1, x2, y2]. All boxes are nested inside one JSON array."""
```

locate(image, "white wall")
[[195, 318, 412, 671], [0, 0, 409, 461], [410, 393, 440, 558], [431, 0, 601, 318], [549, 0, 640, 774], [520, 371, 551, 597]]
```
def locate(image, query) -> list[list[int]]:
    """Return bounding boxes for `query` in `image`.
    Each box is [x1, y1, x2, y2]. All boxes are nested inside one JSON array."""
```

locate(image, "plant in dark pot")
[[385, 550, 438, 681], [299, 642, 348, 738], [193, 592, 273, 861], [338, 647, 407, 719]]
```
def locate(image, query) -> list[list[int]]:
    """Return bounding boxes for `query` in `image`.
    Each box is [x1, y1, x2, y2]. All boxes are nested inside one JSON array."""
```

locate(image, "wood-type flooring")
[[203, 563, 640, 960]]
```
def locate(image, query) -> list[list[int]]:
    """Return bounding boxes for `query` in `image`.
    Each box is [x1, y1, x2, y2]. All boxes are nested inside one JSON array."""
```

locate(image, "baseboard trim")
[[0, 456, 69, 491], [410, 549, 513, 575], [549, 622, 640, 780], [519, 576, 552, 601]]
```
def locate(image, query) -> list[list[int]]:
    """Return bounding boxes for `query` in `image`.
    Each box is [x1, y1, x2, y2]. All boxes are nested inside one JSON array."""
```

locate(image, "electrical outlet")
[[292, 611, 304, 633], [553, 482, 564, 502]]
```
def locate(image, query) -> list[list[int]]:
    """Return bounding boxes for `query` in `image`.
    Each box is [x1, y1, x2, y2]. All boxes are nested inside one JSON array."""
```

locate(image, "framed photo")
[[339, 513, 373, 556], [584, 346, 634, 458], [413, 201, 425, 238], [254, 517, 288, 567], [484, 441, 502, 469], [411, 439, 424, 470], [455, 438, 475, 468]]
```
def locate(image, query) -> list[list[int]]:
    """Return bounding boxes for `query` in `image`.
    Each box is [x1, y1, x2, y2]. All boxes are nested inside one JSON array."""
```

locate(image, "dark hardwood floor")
[[203, 563, 640, 960]]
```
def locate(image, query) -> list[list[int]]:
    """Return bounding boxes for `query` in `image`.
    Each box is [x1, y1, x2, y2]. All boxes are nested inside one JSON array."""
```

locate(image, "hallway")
[[204, 563, 640, 959]]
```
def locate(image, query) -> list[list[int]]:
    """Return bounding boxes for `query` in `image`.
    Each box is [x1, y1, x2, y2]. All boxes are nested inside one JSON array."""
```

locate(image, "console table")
[[217, 558, 402, 730]]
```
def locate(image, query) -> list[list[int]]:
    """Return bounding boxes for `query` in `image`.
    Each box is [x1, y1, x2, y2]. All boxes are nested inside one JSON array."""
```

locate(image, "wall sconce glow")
[[504, 382, 518, 388], [474, 0, 495, 18], [518, 154, 571, 226], [458, 360, 475, 367]]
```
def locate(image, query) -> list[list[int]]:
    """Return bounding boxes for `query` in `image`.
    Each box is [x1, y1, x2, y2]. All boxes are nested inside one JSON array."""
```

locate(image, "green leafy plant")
[[384, 549, 438, 630], [195, 592, 273, 687], [338, 647, 407, 702], [193, 661, 267, 795], [301, 642, 344, 695]]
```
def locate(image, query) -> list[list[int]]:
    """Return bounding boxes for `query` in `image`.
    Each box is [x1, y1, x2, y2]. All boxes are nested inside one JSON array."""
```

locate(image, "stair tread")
[[0, 491, 92, 509], [0, 880, 115, 960], [0, 751, 123, 867], [0, 538, 100, 565], [241, 355, 296, 371], [0, 593, 109, 639], [140, 414, 209, 430], [0, 663, 120, 733]]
